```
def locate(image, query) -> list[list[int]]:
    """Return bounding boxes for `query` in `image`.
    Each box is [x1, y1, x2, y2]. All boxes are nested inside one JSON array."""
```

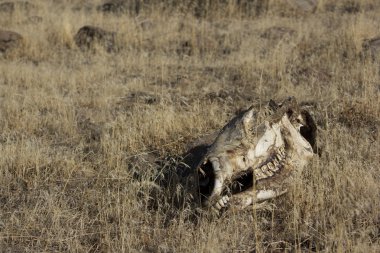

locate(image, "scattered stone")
[[97, 0, 140, 15], [0, 1, 34, 13], [176, 40, 193, 56], [74, 26, 116, 52], [72, 3, 94, 12], [140, 20, 154, 30], [338, 100, 379, 141], [323, 1, 362, 13], [21, 15, 42, 25], [261, 26, 296, 41], [287, 65, 331, 86], [340, 1, 360, 13], [287, 0, 318, 12], [77, 118, 103, 142], [362, 37, 380, 61], [97, 0, 126, 13], [117, 91, 160, 111], [0, 2, 14, 12], [135, 17, 154, 31], [0, 29, 23, 53]]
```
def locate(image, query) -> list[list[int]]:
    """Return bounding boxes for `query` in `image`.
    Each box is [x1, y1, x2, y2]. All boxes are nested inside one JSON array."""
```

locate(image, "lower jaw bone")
[[256, 189, 287, 201]]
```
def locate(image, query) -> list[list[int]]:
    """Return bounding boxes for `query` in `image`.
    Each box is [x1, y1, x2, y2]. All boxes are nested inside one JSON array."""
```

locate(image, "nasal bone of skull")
[[255, 125, 276, 157]]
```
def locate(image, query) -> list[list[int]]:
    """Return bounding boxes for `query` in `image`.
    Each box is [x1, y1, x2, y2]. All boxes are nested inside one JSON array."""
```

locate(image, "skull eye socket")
[[198, 160, 215, 202], [299, 110, 317, 153], [287, 109, 294, 118]]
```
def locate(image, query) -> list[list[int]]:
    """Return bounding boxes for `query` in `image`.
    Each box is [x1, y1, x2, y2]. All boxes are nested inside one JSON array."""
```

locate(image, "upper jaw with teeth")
[[253, 147, 286, 180], [196, 97, 317, 212]]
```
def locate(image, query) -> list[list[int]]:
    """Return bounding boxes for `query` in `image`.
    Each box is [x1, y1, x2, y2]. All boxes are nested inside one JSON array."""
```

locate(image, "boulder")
[[261, 26, 296, 41], [74, 26, 116, 52], [362, 37, 380, 61], [0, 2, 14, 12], [0, 29, 23, 53], [21, 15, 43, 25], [72, 3, 94, 12], [96, 0, 140, 15], [287, 0, 318, 12], [0, 1, 34, 13]]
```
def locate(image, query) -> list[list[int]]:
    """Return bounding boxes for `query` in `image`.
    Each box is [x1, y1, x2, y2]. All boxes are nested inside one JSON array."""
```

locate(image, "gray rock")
[[96, 0, 141, 15], [261, 26, 296, 41], [72, 3, 94, 12], [0, 1, 35, 13], [0, 29, 23, 53], [74, 26, 116, 52], [0, 2, 14, 12], [21, 15, 43, 25], [287, 0, 318, 12], [362, 37, 380, 61]]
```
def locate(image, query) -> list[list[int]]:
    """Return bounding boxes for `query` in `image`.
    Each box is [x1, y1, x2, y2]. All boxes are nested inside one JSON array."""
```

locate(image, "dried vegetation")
[[0, 0, 379, 252]]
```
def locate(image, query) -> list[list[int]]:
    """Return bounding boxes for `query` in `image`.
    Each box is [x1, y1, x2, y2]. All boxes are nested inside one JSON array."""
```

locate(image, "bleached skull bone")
[[196, 97, 316, 212]]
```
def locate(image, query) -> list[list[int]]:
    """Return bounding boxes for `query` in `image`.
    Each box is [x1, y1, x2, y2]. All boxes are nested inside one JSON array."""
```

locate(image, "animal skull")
[[196, 97, 317, 212]]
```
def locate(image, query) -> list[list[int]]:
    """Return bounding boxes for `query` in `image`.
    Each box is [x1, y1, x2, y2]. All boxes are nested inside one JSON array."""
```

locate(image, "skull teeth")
[[261, 164, 274, 176], [261, 163, 274, 177], [254, 149, 286, 180], [254, 168, 268, 180], [268, 161, 279, 172], [279, 147, 286, 157], [213, 195, 230, 211]]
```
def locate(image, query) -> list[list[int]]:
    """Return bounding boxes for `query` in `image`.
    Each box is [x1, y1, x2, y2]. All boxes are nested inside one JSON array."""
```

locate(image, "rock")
[[97, 0, 126, 13], [21, 15, 42, 25], [135, 16, 154, 31], [287, 0, 318, 12], [72, 3, 94, 12], [261, 26, 296, 41], [0, 1, 34, 13], [74, 26, 116, 52], [77, 117, 103, 142], [176, 40, 193, 56], [340, 1, 360, 13], [96, 0, 140, 15], [362, 37, 380, 61], [0, 29, 23, 53], [0, 2, 14, 12]]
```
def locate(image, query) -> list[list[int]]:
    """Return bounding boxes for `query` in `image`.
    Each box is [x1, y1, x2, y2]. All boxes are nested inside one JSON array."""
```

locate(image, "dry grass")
[[0, 0, 379, 252]]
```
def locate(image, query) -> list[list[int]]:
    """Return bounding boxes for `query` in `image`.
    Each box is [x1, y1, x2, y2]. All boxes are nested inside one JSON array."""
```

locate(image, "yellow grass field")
[[0, 0, 379, 252]]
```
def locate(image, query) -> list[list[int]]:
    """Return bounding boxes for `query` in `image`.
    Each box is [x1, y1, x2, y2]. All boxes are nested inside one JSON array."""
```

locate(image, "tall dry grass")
[[0, 0, 379, 252]]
